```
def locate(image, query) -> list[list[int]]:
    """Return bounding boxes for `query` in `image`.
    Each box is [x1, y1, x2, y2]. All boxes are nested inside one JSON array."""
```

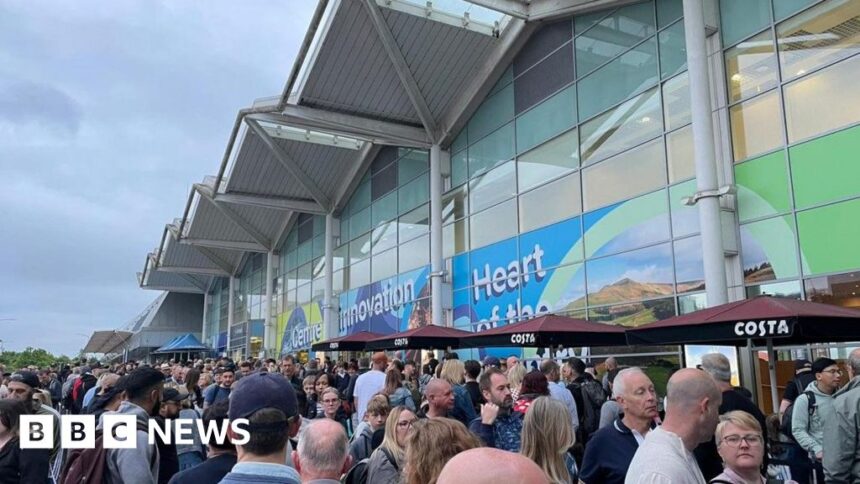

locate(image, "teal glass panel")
[[451, 149, 468, 187], [489, 66, 514, 96], [773, 0, 817, 21], [734, 151, 791, 222], [663, 71, 691, 131], [797, 198, 860, 276], [581, 87, 663, 165], [720, 0, 772, 47], [399, 203, 429, 243], [586, 243, 674, 305], [398, 149, 428, 184], [584, 189, 670, 258], [312, 234, 324, 259], [740, 215, 800, 283], [578, 36, 659, 121], [469, 122, 515, 178], [674, 236, 705, 292], [452, 128, 468, 153], [371, 191, 398, 227], [669, 179, 699, 237], [399, 172, 429, 215], [517, 128, 579, 192], [468, 83, 515, 142], [657, 0, 683, 28], [658, 20, 686, 79], [349, 233, 371, 263], [339, 218, 349, 244], [575, 3, 656, 77], [349, 207, 370, 239], [469, 161, 516, 214], [350, 181, 371, 214], [746, 280, 801, 299], [575, 9, 611, 36], [516, 84, 577, 154], [313, 215, 324, 236], [297, 241, 312, 265]]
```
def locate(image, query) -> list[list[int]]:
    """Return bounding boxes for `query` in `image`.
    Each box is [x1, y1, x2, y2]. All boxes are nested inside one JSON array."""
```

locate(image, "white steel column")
[[264, 251, 275, 357], [324, 213, 336, 340], [683, 0, 728, 307], [430, 145, 445, 327], [226, 276, 236, 356]]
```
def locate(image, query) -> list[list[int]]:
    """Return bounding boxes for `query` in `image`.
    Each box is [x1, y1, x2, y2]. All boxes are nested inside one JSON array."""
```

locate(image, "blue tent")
[[153, 333, 209, 354]]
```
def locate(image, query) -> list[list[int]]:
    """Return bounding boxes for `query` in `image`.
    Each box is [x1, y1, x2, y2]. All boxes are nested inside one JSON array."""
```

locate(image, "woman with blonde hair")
[[521, 396, 577, 483], [366, 405, 418, 483], [508, 362, 527, 401], [712, 410, 794, 484], [439, 359, 476, 426], [403, 417, 481, 484]]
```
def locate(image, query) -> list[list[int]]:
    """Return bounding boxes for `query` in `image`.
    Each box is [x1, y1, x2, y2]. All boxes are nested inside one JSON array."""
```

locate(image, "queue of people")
[[1, 348, 860, 483]]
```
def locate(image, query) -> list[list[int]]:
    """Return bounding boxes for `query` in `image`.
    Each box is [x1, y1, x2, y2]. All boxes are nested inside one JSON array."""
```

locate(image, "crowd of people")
[[0, 348, 859, 483]]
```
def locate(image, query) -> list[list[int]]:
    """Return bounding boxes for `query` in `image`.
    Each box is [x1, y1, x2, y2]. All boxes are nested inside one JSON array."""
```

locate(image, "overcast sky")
[[0, 1, 315, 356]]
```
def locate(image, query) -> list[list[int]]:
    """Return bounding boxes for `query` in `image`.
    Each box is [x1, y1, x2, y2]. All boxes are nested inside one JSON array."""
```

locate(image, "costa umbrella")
[[626, 296, 860, 409], [366, 325, 472, 351], [460, 314, 627, 349], [311, 331, 383, 352]]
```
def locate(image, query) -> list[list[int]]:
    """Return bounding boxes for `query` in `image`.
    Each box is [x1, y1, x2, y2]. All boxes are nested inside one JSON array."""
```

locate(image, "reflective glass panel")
[[469, 160, 517, 214], [371, 191, 398, 227], [669, 179, 699, 237], [804, 271, 860, 309], [398, 149, 428, 183], [349, 259, 370, 288], [575, 3, 656, 77], [517, 128, 579, 192], [667, 125, 694, 183], [399, 234, 430, 272], [469, 122, 515, 178], [657, 0, 683, 28], [740, 216, 800, 283], [777, 0, 860, 80], [515, 43, 575, 114], [371, 248, 398, 282], [442, 186, 469, 223], [659, 20, 686, 79], [371, 162, 397, 200], [725, 30, 779, 103], [469, 83, 515, 141], [516, 83, 577, 154], [774, 0, 817, 21], [399, 172, 429, 215], [350, 181, 371, 214], [586, 243, 675, 305], [584, 189, 670, 258], [583, 138, 667, 210], [734, 151, 791, 222], [729, 90, 783, 162], [720, 0, 771, 47], [514, 20, 573, 76], [349, 233, 371, 263], [784, 55, 860, 143], [443, 219, 469, 259], [398, 203, 429, 243], [581, 87, 663, 165], [678, 292, 707, 315], [674, 236, 706, 292], [470, 199, 518, 249], [519, 172, 582, 232], [746, 280, 802, 299], [662, 71, 691, 131], [370, 222, 397, 254], [350, 207, 371, 239], [451, 149, 468, 188]]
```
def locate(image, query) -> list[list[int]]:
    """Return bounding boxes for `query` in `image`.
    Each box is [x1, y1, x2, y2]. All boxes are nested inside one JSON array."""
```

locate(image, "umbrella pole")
[[767, 338, 779, 413]]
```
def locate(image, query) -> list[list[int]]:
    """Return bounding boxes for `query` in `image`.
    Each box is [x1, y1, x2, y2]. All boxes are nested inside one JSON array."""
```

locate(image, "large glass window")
[[516, 84, 577, 154], [674, 236, 705, 292], [399, 234, 429, 272], [805, 271, 860, 309], [451, 149, 468, 188], [719, 0, 771, 47], [519, 172, 582, 232], [729, 90, 783, 162], [657, 0, 683, 29], [583, 138, 667, 210], [735, 151, 791, 222], [725, 30, 779, 103], [469, 161, 517, 214], [584, 189, 670, 258], [669, 179, 700, 237], [371, 191, 398, 227], [777, 0, 860, 81], [468, 84, 515, 142], [784, 55, 860, 143], [586, 243, 674, 305], [470, 199, 518, 249], [398, 149, 428, 183], [666, 125, 694, 183], [797, 198, 860, 276], [740, 215, 800, 283], [659, 20, 686, 79], [789, 124, 860, 209], [580, 87, 663, 165], [443, 219, 469, 259], [442, 186, 468, 223], [575, 2, 656, 77], [517, 128, 579, 192], [469, 123, 515, 178], [371, 248, 398, 282], [398, 173, 429, 215], [398, 203, 429, 243], [662, 71, 691, 131]]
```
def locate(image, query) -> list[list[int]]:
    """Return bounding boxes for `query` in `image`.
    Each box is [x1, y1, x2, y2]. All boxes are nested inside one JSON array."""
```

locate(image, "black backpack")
[[780, 385, 816, 441], [343, 458, 369, 484], [578, 379, 607, 437]]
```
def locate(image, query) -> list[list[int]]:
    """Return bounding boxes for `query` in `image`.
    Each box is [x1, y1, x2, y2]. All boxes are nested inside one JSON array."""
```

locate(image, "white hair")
[[700, 353, 732, 383], [612, 367, 646, 399]]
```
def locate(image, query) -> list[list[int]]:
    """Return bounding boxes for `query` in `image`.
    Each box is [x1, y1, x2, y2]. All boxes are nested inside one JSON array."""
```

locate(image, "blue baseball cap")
[[228, 371, 297, 421]]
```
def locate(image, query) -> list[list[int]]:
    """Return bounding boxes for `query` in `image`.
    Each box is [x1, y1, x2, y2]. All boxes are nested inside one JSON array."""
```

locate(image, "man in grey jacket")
[[792, 357, 841, 483], [100, 366, 164, 484], [824, 348, 860, 483]]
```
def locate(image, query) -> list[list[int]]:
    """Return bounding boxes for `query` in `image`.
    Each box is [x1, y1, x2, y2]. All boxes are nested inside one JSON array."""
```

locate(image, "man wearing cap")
[[7, 370, 61, 458], [353, 352, 387, 424], [155, 388, 183, 484], [220, 372, 301, 484]]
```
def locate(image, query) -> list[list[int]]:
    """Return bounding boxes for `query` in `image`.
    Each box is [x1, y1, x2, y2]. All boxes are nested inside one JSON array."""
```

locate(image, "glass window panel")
[[313, 215, 324, 236], [469, 160, 517, 214], [774, 0, 817, 21], [399, 203, 429, 243], [297, 283, 311, 306], [657, 0, 683, 28], [489, 66, 514, 97], [350, 181, 371, 213], [371, 191, 398, 227], [370, 222, 397, 254], [667, 125, 695, 183], [443, 219, 469, 259], [575, 10, 610, 37], [349, 259, 370, 289], [339, 218, 349, 243], [586, 243, 675, 305], [312, 234, 324, 259], [399, 234, 430, 272], [350, 207, 371, 239], [663, 72, 691, 131], [398, 149, 429, 184], [297, 241, 312, 265], [297, 217, 314, 243], [514, 20, 573, 76], [297, 262, 313, 285], [516, 84, 577, 154], [371, 248, 398, 282], [349, 233, 371, 263], [332, 269, 345, 294], [442, 186, 469, 223], [674, 236, 706, 292], [720, 0, 772, 47], [678, 292, 707, 314], [451, 149, 468, 188], [659, 20, 687, 79], [734, 151, 791, 222], [399, 172, 429, 215], [575, 3, 656, 77], [514, 43, 575, 114], [584, 189, 670, 258], [725, 30, 779, 103], [804, 271, 860, 309], [517, 128, 579, 192], [797, 198, 860, 276], [789, 124, 860, 209], [588, 297, 677, 327], [469, 122, 515, 178], [334, 243, 348, 272], [371, 162, 398, 200], [452, 129, 468, 154], [470, 199, 518, 249], [583, 138, 667, 210], [740, 216, 800, 283], [670, 181, 699, 238], [777, 0, 860, 80], [746, 280, 802, 299], [469, 83, 515, 141], [581, 87, 663, 165], [578, 36, 659, 121], [371, 147, 397, 174], [729, 90, 783, 162], [784, 55, 860, 143], [519, 172, 582, 232]]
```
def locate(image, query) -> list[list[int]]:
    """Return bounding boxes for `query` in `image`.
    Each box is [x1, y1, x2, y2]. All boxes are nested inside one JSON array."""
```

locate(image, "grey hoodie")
[[98, 401, 160, 484], [823, 376, 860, 483], [791, 380, 837, 456]]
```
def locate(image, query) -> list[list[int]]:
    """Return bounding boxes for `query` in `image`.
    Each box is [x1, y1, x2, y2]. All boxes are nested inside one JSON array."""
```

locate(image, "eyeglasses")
[[322, 399, 340, 404], [821, 369, 841, 375], [397, 420, 416, 429], [721, 434, 763, 447]]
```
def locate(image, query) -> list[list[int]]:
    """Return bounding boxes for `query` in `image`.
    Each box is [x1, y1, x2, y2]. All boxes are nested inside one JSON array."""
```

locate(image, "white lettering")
[[734, 320, 791, 337]]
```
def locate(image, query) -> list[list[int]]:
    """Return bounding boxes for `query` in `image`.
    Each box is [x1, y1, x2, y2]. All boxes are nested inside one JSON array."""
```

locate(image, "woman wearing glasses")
[[711, 410, 797, 484], [367, 405, 418, 483], [320, 386, 354, 439]]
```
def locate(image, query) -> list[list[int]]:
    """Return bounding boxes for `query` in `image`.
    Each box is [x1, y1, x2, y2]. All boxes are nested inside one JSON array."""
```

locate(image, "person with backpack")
[[541, 359, 579, 434], [791, 357, 841, 484], [565, 357, 605, 444], [382, 368, 416, 412]]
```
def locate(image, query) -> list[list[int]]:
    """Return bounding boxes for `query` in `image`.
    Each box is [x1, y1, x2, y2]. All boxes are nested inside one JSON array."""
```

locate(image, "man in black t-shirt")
[[780, 359, 816, 414], [464, 360, 483, 413]]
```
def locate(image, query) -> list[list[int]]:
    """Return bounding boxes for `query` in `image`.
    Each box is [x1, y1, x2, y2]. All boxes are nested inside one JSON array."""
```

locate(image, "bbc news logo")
[[20, 415, 251, 449]]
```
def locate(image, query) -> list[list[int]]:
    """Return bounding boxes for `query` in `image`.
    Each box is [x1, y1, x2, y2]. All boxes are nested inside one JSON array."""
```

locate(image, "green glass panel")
[[740, 216, 799, 283], [659, 20, 686, 79], [720, 0, 772, 47], [517, 128, 579, 192], [398, 149, 428, 184], [468, 83, 515, 142], [773, 0, 817, 21], [451, 149, 468, 187], [790, 124, 860, 209], [798, 198, 860, 275], [657, 0, 683, 28], [398, 172, 429, 215], [734, 151, 791, 222], [578, 37, 659, 121], [669, 179, 699, 237], [516, 84, 577, 154], [778, 0, 860, 81], [371, 191, 398, 227], [575, 3, 656, 77], [469, 122, 515, 178]]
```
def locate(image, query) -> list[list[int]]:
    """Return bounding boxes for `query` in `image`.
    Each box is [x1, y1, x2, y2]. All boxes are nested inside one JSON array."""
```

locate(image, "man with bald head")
[[293, 419, 352, 482], [625, 368, 722, 483], [425, 379, 455, 418], [437, 448, 549, 484]]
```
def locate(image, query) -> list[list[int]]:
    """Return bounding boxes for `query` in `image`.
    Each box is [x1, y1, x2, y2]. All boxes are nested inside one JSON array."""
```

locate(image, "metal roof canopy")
[[155, 225, 237, 276], [83, 330, 133, 354], [138, 255, 211, 293]]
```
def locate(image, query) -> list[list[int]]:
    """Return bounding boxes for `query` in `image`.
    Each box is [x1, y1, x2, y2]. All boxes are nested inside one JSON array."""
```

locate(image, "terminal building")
[[133, 0, 860, 409]]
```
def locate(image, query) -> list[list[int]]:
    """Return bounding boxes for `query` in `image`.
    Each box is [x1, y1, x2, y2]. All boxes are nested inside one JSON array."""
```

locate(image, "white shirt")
[[625, 427, 705, 484], [353, 369, 385, 423], [548, 380, 579, 432]]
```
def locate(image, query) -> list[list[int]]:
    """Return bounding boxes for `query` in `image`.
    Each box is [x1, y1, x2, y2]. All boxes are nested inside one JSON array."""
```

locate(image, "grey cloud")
[[0, 80, 83, 135]]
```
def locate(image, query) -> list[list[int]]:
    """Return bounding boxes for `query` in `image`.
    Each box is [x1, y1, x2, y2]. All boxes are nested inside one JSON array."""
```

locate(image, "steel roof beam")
[[180, 237, 268, 253], [273, 211, 299, 254], [245, 119, 334, 212], [362, 0, 439, 142], [193, 184, 274, 251], [214, 191, 326, 215], [463, 0, 529, 19], [529, 0, 635, 22], [248, 107, 430, 149], [156, 266, 230, 277], [174, 273, 209, 292], [166, 224, 237, 275]]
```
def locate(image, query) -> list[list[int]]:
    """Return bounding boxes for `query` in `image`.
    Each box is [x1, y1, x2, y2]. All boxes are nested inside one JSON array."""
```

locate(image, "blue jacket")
[[580, 418, 652, 484], [468, 411, 524, 452], [450, 384, 477, 426]]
